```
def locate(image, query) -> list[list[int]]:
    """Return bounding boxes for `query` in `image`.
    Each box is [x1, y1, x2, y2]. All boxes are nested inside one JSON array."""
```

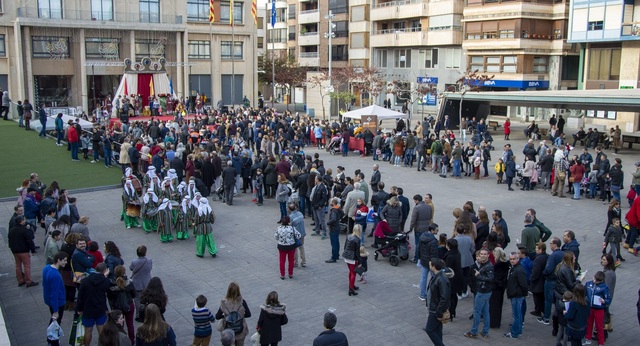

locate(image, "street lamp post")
[[324, 11, 335, 120]]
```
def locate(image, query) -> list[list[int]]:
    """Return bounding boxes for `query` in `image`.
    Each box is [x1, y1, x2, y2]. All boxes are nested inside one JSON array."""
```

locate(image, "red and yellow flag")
[[251, 0, 257, 25], [149, 77, 155, 96], [230, 0, 234, 26], [208, 0, 215, 23]]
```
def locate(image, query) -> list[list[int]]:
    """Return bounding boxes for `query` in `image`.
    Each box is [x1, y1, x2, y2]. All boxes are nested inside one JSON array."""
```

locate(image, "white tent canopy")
[[341, 105, 408, 120], [113, 73, 177, 100]]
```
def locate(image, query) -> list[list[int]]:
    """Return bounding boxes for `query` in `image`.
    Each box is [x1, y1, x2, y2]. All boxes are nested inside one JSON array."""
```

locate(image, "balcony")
[[370, 27, 426, 47], [16, 7, 183, 28], [621, 24, 640, 40], [371, 0, 426, 21], [299, 52, 319, 67], [299, 9, 320, 24], [462, 1, 568, 20], [463, 35, 568, 52], [298, 32, 320, 46], [427, 26, 463, 45]]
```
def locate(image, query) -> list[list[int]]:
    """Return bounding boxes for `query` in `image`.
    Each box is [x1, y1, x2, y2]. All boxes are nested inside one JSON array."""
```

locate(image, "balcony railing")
[[373, 26, 422, 35], [268, 38, 287, 43], [300, 31, 319, 36], [373, 0, 422, 9], [16, 7, 183, 24], [299, 9, 319, 15], [621, 23, 640, 37], [300, 52, 319, 58]]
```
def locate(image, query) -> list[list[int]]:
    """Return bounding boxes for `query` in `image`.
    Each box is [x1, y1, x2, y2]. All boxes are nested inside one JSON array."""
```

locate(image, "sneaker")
[[537, 317, 550, 325], [463, 332, 477, 339], [530, 311, 542, 317], [26, 282, 39, 287], [418, 295, 426, 301], [615, 260, 621, 267], [582, 340, 592, 345], [503, 333, 518, 339], [461, 291, 469, 298], [90, 160, 96, 163], [321, 236, 326, 240], [480, 333, 489, 338]]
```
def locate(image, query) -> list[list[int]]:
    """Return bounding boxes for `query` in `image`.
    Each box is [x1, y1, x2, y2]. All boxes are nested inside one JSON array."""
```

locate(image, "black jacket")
[[8, 224, 36, 254], [530, 253, 548, 293], [312, 329, 348, 346], [311, 183, 328, 209], [444, 249, 464, 295], [257, 304, 288, 345], [418, 232, 438, 266], [428, 269, 451, 317], [222, 166, 236, 186], [327, 207, 344, 233], [470, 261, 494, 294], [555, 263, 578, 300], [77, 272, 111, 319], [506, 262, 529, 299], [342, 234, 360, 261]]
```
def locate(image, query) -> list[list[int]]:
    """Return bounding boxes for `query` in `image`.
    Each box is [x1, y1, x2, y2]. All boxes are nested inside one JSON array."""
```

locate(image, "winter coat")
[[264, 163, 278, 185], [444, 248, 464, 295], [418, 232, 439, 266], [257, 304, 288, 344], [506, 262, 529, 299], [77, 272, 111, 319], [470, 260, 494, 294], [276, 183, 290, 203], [409, 201, 432, 234], [530, 252, 548, 293], [428, 269, 451, 317], [381, 204, 403, 232], [327, 207, 344, 233], [585, 280, 611, 310], [555, 263, 578, 300]]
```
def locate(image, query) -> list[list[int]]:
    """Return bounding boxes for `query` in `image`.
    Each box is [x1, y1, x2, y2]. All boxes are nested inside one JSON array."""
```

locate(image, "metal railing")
[[299, 9, 319, 15], [373, 26, 422, 35], [373, 0, 422, 9], [16, 7, 183, 24], [299, 52, 319, 58], [300, 31, 319, 36]]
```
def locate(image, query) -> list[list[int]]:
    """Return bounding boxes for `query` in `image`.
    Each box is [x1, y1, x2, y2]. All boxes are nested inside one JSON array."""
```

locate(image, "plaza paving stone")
[[1, 133, 639, 345]]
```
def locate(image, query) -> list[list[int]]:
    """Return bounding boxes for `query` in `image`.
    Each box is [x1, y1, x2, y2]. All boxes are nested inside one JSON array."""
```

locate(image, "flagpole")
[[231, 17, 235, 110], [210, 21, 213, 111]]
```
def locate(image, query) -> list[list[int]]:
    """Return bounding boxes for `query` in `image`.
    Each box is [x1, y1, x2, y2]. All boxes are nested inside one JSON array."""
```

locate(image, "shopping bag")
[[46, 319, 64, 345], [68, 314, 85, 346]]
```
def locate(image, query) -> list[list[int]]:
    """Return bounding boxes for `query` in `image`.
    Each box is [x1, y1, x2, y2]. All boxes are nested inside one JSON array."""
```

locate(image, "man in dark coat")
[[77, 263, 111, 346], [170, 155, 185, 182], [529, 242, 549, 317], [312, 312, 348, 346], [425, 258, 450, 346], [222, 161, 237, 205], [505, 253, 529, 339], [397, 187, 410, 232], [370, 164, 381, 193], [9, 216, 38, 287], [410, 195, 433, 263], [418, 224, 439, 301], [202, 155, 215, 193], [211, 151, 223, 190], [325, 198, 344, 263]]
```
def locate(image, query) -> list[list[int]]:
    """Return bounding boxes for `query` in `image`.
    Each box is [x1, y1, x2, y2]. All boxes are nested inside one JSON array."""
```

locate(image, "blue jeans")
[[425, 312, 444, 346], [573, 182, 581, 199], [56, 130, 63, 144], [543, 279, 556, 320], [39, 122, 47, 137], [404, 148, 414, 166], [70, 142, 79, 160], [453, 159, 461, 177], [589, 183, 597, 198], [103, 145, 112, 166], [313, 208, 326, 236], [419, 263, 430, 299], [256, 187, 263, 204], [611, 185, 621, 202], [471, 292, 491, 335], [329, 231, 339, 260], [413, 232, 423, 261], [510, 297, 525, 337], [299, 195, 306, 214], [342, 143, 349, 156], [373, 148, 379, 161], [278, 202, 287, 221], [93, 146, 100, 161]]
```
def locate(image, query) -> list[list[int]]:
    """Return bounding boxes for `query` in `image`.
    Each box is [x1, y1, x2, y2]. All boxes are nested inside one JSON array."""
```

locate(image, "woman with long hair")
[[139, 277, 168, 321], [215, 282, 252, 346], [135, 304, 176, 346], [565, 284, 590, 346], [48, 214, 71, 245], [600, 253, 617, 301], [444, 238, 463, 321], [98, 309, 131, 346], [344, 224, 361, 296], [555, 251, 579, 335], [104, 241, 124, 279], [108, 265, 136, 344], [274, 216, 301, 280], [57, 190, 70, 218], [489, 247, 509, 328], [60, 233, 83, 310], [275, 174, 290, 223], [475, 210, 490, 252], [256, 291, 288, 346]]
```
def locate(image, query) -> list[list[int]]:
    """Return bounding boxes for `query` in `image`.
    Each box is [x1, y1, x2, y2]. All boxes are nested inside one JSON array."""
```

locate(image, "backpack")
[[225, 308, 244, 334], [112, 289, 131, 313]]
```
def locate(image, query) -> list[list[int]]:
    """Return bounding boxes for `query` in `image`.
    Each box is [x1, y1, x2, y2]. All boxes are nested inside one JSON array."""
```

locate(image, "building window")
[[554, 29, 562, 39], [533, 56, 548, 73], [90, 0, 113, 20], [445, 48, 461, 69], [288, 26, 296, 41], [499, 29, 515, 38], [589, 48, 621, 80], [135, 40, 165, 60], [329, 0, 348, 14], [187, 0, 209, 22], [0, 35, 5, 57], [376, 50, 387, 68], [269, 29, 287, 43], [335, 21, 349, 38], [394, 49, 411, 68], [32, 36, 70, 58], [221, 41, 243, 59], [350, 32, 366, 49], [86, 38, 119, 59], [332, 45, 348, 61], [288, 4, 296, 19], [140, 0, 160, 23], [257, 37, 263, 49], [288, 47, 295, 59], [467, 32, 481, 40], [470, 56, 484, 72], [351, 5, 366, 22], [502, 55, 517, 73], [588, 21, 603, 31], [38, 0, 63, 19], [221, 1, 243, 24], [486, 56, 500, 72], [483, 31, 497, 39], [189, 40, 211, 59], [275, 8, 286, 23], [424, 48, 438, 69]]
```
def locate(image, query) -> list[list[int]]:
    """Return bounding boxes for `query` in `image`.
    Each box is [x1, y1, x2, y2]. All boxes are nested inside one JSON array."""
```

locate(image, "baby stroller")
[[372, 221, 411, 266], [514, 165, 524, 187], [327, 136, 342, 155]]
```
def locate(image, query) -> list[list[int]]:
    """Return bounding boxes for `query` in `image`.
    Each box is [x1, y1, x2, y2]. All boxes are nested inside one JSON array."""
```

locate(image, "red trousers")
[[13, 253, 32, 284], [278, 249, 295, 277], [585, 308, 605, 345], [347, 262, 357, 290]]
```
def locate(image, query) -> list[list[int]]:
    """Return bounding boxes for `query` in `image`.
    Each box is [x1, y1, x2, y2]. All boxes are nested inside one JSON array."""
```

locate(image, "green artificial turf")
[[0, 120, 122, 198]]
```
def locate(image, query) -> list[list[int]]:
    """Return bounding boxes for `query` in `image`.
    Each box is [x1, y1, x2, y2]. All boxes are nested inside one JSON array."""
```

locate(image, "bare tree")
[[259, 55, 309, 110], [307, 70, 331, 119], [452, 69, 494, 129]]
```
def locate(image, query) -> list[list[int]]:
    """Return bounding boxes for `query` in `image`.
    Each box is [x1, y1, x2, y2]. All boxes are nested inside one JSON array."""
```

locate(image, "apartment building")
[[0, 0, 257, 112], [567, 0, 640, 130]]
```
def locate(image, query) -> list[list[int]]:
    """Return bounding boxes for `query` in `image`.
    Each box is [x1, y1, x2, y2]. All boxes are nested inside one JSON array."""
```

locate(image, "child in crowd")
[[603, 217, 624, 265], [587, 165, 599, 199], [191, 295, 216, 346], [583, 272, 611, 346], [556, 290, 573, 346], [255, 168, 264, 206], [81, 132, 91, 160], [44, 230, 62, 265], [627, 185, 636, 207], [87, 241, 104, 269], [494, 159, 507, 184], [358, 246, 369, 284]]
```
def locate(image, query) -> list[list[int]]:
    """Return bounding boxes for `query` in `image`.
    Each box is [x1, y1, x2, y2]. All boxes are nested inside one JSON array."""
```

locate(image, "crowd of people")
[[7, 104, 640, 346]]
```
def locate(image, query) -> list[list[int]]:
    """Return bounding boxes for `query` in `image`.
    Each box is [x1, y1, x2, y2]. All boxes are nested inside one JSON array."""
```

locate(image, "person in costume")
[[192, 192, 202, 209], [122, 167, 143, 196], [177, 181, 188, 200], [122, 179, 140, 228], [157, 198, 175, 243], [176, 196, 195, 240], [186, 178, 199, 200], [195, 198, 217, 258], [166, 169, 179, 190], [143, 166, 157, 189], [141, 188, 159, 233], [151, 175, 162, 197], [161, 177, 175, 200]]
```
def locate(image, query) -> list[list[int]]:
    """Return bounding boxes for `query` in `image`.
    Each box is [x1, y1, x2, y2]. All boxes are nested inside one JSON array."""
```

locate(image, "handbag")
[[355, 265, 365, 276], [70, 262, 87, 284], [437, 309, 451, 324], [216, 318, 226, 332], [557, 171, 566, 180], [569, 177, 574, 183]]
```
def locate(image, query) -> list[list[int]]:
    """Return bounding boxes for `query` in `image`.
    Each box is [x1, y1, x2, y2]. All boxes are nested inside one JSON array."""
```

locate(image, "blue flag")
[[169, 76, 174, 95], [271, 0, 276, 28]]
